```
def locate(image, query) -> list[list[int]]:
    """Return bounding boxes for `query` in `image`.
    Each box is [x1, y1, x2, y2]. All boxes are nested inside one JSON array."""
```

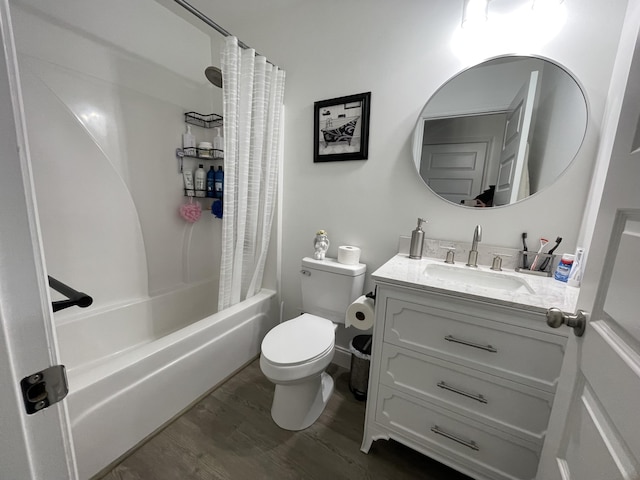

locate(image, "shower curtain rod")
[[172, 0, 268, 60]]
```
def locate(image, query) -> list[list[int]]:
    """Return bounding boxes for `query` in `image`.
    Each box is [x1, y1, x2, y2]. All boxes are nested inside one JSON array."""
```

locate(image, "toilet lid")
[[262, 314, 335, 366]]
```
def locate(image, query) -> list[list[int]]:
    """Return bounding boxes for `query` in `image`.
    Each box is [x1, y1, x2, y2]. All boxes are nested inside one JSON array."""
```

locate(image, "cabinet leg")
[[360, 426, 389, 453], [361, 436, 373, 453]]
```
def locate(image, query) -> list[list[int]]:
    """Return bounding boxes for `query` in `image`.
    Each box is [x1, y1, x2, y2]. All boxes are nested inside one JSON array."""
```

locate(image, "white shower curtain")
[[218, 37, 285, 310]]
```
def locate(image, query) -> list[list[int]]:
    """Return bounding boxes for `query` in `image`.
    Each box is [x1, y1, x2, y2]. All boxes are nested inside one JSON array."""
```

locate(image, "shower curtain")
[[218, 36, 285, 310]]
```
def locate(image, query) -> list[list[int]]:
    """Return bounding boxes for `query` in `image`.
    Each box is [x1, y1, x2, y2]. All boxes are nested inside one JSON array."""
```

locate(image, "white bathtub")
[[56, 286, 277, 479]]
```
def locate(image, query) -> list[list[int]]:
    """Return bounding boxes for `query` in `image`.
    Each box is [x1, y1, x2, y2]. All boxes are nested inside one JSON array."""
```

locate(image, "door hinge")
[[20, 365, 68, 414]]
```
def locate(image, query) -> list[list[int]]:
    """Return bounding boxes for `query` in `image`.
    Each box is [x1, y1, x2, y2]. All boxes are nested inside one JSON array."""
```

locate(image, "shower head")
[[205, 66, 223, 88]]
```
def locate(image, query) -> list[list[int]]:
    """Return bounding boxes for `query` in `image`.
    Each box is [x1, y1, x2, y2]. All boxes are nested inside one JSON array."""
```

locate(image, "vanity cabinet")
[[361, 283, 568, 480]]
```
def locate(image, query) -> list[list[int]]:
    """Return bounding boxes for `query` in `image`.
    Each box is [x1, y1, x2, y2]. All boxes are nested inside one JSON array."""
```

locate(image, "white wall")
[[10, 0, 229, 320], [193, 0, 628, 351]]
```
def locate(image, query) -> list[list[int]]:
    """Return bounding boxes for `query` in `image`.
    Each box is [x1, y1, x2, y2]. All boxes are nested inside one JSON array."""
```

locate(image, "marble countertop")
[[372, 254, 579, 314]]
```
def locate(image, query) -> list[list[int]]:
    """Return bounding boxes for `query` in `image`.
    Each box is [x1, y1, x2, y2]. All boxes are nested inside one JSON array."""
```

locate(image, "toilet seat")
[[261, 314, 335, 366]]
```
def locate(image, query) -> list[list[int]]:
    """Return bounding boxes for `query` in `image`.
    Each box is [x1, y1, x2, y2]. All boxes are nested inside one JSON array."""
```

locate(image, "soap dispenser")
[[409, 218, 427, 259]]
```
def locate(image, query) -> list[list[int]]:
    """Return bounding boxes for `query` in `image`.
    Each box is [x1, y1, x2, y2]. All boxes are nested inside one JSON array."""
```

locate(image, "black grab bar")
[[48, 276, 93, 312]]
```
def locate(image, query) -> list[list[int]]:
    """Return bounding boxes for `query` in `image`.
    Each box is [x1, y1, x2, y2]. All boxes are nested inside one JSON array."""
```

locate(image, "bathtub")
[[56, 286, 277, 479]]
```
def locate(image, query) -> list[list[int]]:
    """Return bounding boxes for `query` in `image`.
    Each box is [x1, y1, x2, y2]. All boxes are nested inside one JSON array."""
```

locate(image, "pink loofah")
[[179, 200, 202, 222]]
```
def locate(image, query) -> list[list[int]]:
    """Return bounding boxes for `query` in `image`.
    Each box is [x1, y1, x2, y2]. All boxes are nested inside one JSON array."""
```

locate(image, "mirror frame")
[[412, 54, 589, 209]]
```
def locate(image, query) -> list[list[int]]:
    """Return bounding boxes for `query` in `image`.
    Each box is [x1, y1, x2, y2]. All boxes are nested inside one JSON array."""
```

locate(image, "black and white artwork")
[[313, 92, 371, 162]]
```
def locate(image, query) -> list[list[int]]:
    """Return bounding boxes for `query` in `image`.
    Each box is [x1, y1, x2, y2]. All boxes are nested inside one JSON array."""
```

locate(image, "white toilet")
[[260, 256, 366, 430]]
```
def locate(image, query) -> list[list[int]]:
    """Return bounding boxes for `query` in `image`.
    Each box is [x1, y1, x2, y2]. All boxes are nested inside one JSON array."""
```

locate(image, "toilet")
[[260, 256, 366, 430]]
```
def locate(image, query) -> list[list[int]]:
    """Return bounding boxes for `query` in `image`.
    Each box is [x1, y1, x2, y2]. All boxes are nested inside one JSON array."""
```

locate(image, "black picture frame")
[[313, 92, 371, 163]]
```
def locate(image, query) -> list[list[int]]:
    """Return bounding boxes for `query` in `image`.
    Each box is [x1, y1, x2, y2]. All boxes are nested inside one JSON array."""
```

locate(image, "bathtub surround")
[[12, 0, 225, 307], [218, 36, 285, 309]]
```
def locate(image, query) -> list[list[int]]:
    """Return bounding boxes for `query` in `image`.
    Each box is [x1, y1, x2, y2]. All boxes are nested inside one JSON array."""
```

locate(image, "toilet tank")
[[301, 257, 366, 324]]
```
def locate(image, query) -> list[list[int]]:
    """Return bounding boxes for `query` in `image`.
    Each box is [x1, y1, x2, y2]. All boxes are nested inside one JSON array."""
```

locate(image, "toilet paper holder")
[[365, 289, 376, 302], [346, 291, 376, 331]]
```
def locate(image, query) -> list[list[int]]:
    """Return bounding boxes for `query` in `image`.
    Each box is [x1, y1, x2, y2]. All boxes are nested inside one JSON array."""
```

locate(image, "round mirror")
[[413, 56, 587, 207]]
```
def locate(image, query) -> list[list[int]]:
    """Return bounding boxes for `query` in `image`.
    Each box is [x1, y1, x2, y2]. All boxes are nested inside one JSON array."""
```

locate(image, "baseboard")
[[333, 345, 351, 369]]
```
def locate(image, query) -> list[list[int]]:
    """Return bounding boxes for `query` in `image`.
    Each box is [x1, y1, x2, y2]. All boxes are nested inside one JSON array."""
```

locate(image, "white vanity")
[[361, 254, 579, 480]]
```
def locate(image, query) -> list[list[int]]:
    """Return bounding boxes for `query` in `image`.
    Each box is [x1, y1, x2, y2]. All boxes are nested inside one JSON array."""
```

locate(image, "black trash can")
[[349, 334, 372, 401]]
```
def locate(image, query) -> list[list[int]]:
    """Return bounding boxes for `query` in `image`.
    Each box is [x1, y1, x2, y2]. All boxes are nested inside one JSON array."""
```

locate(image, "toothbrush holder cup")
[[515, 251, 556, 277]]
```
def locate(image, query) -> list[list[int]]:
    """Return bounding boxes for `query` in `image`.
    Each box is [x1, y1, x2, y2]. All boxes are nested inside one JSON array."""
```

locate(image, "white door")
[[536, 7, 640, 480], [0, 3, 77, 479], [420, 142, 489, 204], [493, 71, 538, 206]]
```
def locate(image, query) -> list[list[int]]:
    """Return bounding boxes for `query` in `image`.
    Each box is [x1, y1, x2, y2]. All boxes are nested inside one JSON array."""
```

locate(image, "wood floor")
[[98, 360, 472, 480]]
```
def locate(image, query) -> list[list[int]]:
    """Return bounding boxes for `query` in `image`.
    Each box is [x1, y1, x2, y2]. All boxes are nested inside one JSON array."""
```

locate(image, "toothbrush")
[[530, 237, 549, 271], [521, 233, 528, 268], [539, 236, 562, 271]]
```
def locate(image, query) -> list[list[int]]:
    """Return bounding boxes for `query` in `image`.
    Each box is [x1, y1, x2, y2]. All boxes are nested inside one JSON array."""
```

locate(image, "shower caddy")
[[176, 112, 224, 176]]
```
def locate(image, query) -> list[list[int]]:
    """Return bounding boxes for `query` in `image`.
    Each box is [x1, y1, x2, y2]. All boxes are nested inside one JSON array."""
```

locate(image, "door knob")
[[545, 307, 587, 337]]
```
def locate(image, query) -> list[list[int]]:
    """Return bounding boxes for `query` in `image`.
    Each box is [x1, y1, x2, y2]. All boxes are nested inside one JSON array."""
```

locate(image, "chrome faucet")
[[466, 225, 482, 268]]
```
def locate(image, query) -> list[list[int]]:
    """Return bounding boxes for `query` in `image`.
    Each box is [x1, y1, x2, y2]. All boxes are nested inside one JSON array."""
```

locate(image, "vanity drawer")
[[379, 343, 553, 442], [383, 297, 566, 391], [376, 385, 540, 480]]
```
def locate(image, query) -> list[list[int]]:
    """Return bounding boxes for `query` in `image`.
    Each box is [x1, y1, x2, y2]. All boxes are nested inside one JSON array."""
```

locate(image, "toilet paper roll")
[[345, 295, 375, 330], [338, 245, 361, 265]]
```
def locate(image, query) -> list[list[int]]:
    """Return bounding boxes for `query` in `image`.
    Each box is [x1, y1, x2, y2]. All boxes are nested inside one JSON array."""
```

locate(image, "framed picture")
[[313, 92, 371, 162]]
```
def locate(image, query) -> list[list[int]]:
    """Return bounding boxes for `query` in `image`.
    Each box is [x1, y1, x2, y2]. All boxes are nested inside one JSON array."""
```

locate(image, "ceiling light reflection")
[[462, 0, 489, 29], [452, 3, 567, 64]]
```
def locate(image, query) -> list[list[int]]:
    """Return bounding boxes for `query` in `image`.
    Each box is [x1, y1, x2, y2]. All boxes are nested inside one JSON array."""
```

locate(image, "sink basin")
[[423, 263, 536, 294]]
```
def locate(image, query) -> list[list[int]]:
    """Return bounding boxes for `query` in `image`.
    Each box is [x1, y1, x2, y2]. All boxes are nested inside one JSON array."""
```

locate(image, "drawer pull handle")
[[444, 335, 497, 353], [431, 425, 479, 451], [437, 381, 487, 404]]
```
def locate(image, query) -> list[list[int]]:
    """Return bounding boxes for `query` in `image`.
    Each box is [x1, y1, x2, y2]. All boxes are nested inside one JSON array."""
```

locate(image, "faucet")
[[466, 225, 482, 268]]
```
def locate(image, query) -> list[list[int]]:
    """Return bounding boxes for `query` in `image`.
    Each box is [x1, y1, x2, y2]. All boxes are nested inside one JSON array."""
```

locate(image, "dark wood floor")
[[98, 360, 472, 480]]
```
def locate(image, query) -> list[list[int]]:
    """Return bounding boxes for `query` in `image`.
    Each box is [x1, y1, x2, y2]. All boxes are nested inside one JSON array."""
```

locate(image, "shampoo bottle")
[[214, 166, 224, 198], [182, 125, 196, 156], [213, 127, 224, 159], [206, 165, 215, 198], [194, 164, 206, 198], [409, 218, 427, 259], [183, 170, 194, 197]]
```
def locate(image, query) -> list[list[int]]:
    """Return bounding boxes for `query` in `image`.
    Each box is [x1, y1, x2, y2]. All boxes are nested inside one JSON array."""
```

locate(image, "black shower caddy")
[[176, 112, 224, 174], [184, 112, 223, 129]]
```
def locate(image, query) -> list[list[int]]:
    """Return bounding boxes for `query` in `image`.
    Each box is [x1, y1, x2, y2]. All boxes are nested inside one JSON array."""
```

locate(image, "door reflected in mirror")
[[413, 56, 587, 207]]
